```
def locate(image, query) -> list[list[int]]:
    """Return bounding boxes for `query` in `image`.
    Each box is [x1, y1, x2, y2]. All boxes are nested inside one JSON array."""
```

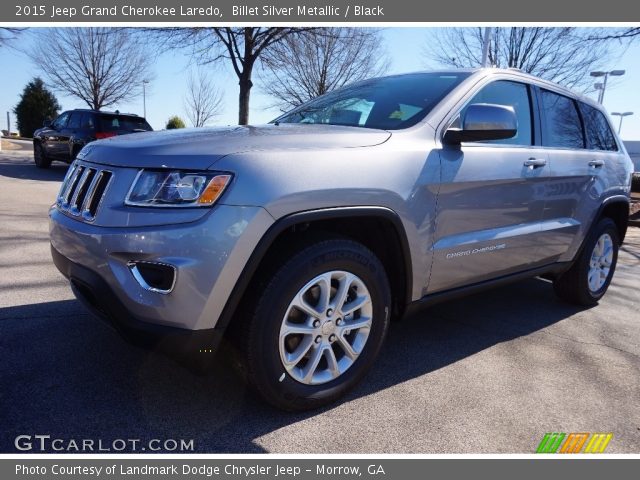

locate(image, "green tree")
[[13, 77, 60, 138], [166, 116, 186, 129]]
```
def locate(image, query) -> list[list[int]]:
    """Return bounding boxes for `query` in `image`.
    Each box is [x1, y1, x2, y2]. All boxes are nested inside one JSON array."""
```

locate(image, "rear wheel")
[[554, 217, 619, 306], [33, 142, 52, 169], [241, 238, 391, 411]]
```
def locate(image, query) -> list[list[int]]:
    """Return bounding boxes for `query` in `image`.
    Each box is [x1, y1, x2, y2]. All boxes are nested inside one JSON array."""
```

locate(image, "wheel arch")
[[216, 206, 413, 336], [597, 196, 629, 244]]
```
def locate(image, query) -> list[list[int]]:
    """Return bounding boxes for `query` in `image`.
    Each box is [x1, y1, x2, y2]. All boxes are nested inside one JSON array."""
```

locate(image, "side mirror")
[[444, 103, 517, 144], [43, 119, 53, 128]]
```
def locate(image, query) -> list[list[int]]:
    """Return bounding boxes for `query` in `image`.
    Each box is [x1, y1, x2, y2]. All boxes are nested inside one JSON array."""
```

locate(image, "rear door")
[[429, 79, 552, 293], [535, 89, 607, 262]]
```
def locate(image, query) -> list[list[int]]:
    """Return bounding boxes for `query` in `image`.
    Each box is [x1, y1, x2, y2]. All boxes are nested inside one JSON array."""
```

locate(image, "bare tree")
[[260, 28, 389, 111], [591, 27, 640, 41], [425, 28, 613, 89], [29, 28, 154, 110], [0, 27, 25, 48], [184, 69, 224, 127], [153, 28, 310, 124]]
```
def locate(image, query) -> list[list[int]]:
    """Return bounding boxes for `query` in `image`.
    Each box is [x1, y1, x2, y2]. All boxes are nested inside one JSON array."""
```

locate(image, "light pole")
[[611, 111, 633, 135], [481, 27, 492, 67], [142, 79, 149, 118], [590, 70, 625, 104]]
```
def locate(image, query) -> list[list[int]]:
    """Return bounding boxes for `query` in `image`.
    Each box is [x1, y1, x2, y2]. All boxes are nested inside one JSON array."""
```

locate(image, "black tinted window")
[[81, 113, 95, 130], [99, 114, 152, 132], [275, 73, 470, 130], [579, 103, 617, 151], [67, 112, 82, 129], [463, 80, 532, 146], [53, 112, 70, 130], [541, 90, 584, 149]]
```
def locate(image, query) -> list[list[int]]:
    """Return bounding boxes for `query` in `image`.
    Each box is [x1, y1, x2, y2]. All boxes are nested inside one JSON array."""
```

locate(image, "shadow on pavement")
[[0, 153, 69, 182], [0, 277, 587, 453]]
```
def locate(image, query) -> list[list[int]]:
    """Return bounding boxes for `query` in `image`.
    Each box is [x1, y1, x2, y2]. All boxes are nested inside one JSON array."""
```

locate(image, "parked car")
[[33, 109, 152, 168], [49, 69, 633, 410], [623, 141, 640, 191]]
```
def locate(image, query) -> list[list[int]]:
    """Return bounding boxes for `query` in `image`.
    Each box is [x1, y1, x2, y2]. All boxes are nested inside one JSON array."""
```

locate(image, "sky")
[[1, 27, 639, 140]]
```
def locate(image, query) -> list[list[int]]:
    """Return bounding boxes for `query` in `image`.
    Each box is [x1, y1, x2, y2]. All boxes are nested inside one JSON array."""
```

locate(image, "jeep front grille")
[[57, 163, 113, 221]]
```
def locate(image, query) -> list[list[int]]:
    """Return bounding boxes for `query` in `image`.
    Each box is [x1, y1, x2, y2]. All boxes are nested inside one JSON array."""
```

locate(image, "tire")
[[554, 217, 619, 306], [241, 238, 391, 411], [33, 142, 52, 169], [71, 143, 82, 160]]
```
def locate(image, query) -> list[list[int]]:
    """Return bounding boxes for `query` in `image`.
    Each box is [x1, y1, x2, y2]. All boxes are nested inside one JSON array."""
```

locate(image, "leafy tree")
[[13, 77, 60, 138], [166, 116, 186, 129]]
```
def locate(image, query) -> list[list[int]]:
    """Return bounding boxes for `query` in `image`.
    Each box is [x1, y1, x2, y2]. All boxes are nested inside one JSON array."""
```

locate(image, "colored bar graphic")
[[560, 433, 589, 453], [536, 433, 566, 453], [584, 433, 613, 453], [537, 433, 613, 453]]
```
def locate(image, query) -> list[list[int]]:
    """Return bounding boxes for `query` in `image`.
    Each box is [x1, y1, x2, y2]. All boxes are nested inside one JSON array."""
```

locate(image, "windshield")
[[99, 114, 153, 132], [273, 72, 470, 130]]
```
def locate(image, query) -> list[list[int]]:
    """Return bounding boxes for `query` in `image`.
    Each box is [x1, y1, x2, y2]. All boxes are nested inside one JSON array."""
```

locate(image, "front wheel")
[[242, 238, 391, 411], [33, 142, 52, 169], [554, 217, 620, 306]]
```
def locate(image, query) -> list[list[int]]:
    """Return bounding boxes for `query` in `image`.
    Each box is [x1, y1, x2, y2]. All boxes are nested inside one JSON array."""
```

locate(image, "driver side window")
[[53, 112, 70, 131], [461, 80, 533, 146]]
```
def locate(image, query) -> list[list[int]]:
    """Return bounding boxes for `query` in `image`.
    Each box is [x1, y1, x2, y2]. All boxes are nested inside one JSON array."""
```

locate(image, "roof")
[[386, 68, 601, 110], [68, 108, 141, 117]]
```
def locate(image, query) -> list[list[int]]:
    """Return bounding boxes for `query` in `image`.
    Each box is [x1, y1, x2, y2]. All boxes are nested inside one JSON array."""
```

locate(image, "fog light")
[[128, 261, 176, 294]]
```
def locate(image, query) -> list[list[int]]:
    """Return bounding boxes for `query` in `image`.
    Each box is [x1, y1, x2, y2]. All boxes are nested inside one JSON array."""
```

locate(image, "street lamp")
[[611, 111, 633, 135], [142, 79, 150, 118], [590, 70, 625, 104]]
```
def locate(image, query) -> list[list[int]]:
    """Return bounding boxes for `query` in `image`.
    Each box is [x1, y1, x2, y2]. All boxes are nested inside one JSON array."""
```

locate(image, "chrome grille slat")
[[56, 162, 113, 222], [61, 166, 84, 207], [68, 168, 93, 215], [80, 170, 104, 213], [57, 163, 78, 204], [82, 170, 113, 221]]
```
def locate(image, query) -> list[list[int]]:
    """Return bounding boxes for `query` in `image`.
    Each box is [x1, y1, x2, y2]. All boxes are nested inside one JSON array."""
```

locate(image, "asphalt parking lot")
[[1, 142, 639, 453]]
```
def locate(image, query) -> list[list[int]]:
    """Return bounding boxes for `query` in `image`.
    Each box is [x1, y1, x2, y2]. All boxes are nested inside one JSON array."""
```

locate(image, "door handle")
[[524, 158, 547, 168], [588, 160, 604, 168]]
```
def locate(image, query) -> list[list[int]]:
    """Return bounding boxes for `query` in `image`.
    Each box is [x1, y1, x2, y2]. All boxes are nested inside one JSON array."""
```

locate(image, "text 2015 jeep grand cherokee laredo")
[[50, 69, 633, 410]]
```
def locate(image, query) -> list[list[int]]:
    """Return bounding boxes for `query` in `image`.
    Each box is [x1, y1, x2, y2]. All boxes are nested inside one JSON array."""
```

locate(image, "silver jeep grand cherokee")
[[50, 69, 633, 410]]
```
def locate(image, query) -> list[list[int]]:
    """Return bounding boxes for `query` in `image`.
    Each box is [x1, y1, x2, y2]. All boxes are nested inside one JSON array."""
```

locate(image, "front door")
[[428, 80, 551, 293]]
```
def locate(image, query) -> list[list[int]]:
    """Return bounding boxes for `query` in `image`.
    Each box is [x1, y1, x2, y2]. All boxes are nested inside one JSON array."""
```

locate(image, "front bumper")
[[51, 245, 223, 360], [49, 203, 274, 341]]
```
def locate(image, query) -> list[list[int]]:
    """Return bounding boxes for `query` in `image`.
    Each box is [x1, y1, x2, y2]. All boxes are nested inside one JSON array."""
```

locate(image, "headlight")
[[125, 170, 232, 207]]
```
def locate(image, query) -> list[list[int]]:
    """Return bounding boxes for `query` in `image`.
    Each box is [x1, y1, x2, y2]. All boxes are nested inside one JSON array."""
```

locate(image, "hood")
[[77, 124, 391, 170]]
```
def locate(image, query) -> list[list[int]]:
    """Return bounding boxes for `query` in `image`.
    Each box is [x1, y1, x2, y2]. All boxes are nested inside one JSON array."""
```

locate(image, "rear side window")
[[80, 113, 95, 130], [578, 103, 617, 151], [99, 114, 152, 132], [462, 80, 532, 146], [540, 90, 584, 149], [67, 112, 82, 129]]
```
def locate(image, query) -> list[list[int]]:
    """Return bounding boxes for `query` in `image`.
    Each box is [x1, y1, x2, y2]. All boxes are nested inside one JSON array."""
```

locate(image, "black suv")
[[33, 109, 153, 168]]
